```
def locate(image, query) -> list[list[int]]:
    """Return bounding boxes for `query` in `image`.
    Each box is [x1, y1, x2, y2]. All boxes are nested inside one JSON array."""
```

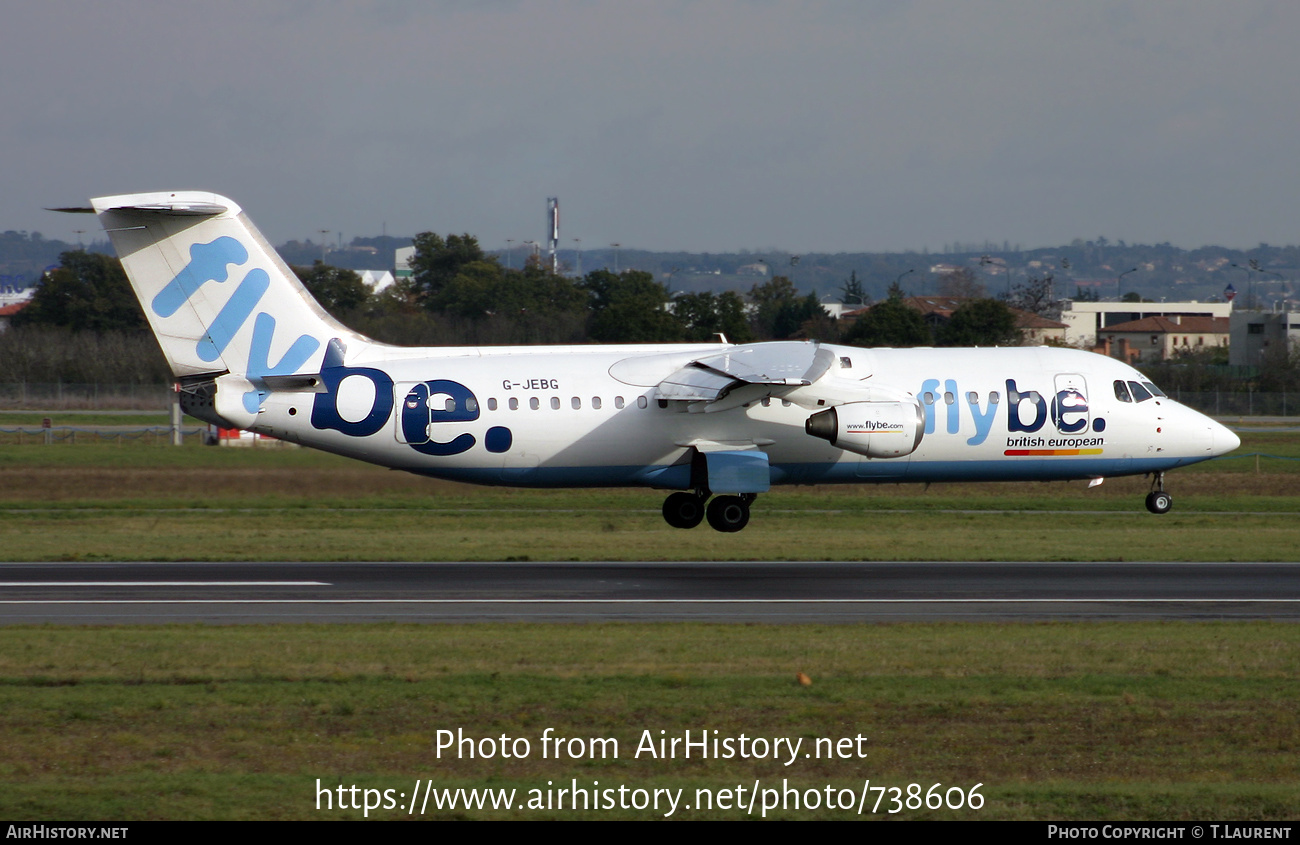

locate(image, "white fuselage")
[[249, 342, 1235, 489]]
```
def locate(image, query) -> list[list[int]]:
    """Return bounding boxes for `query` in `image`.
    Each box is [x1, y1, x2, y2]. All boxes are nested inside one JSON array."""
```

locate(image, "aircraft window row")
[[1114, 379, 1166, 403], [483, 394, 644, 412], [431, 397, 482, 413], [471, 393, 823, 413]]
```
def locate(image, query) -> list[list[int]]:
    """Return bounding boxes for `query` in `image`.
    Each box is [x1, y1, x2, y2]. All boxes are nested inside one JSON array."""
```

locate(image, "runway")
[[2, 561, 1299, 623]]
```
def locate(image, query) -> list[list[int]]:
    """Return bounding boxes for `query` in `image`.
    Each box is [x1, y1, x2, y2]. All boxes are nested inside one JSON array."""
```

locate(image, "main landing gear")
[[663, 491, 755, 532], [1144, 472, 1172, 514]]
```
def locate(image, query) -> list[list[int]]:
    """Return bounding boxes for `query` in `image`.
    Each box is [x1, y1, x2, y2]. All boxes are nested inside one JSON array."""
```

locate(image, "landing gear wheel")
[[662, 492, 706, 529], [1145, 491, 1172, 514], [706, 495, 750, 533]]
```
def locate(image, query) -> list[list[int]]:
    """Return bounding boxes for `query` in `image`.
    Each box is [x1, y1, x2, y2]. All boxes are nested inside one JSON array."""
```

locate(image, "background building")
[[1230, 310, 1300, 367], [1059, 301, 1233, 347], [1097, 315, 1230, 364]]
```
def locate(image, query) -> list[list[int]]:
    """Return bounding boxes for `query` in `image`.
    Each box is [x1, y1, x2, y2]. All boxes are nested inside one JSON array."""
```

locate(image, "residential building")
[[1059, 301, 1232, 347], [1097, 315, 1230, 364]]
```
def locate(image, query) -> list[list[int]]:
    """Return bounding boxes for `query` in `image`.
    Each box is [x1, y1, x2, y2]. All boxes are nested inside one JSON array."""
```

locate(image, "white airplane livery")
[[72, 191, 1239, 532]]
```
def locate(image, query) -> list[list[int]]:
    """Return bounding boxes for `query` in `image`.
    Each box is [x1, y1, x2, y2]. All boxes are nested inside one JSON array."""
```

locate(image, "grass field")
[[1, 427, 1299, 561], [1, 623, 1298, 820], [0, 426, 1297, 820]]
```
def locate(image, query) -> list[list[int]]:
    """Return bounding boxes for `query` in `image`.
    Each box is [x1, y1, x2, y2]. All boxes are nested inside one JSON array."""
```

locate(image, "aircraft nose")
[[1211, 419, 1241, 457]]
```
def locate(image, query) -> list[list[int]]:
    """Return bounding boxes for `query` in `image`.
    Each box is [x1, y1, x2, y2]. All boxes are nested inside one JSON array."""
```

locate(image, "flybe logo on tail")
[[158, 237, 321, 413], [152, 237, 248, 319]]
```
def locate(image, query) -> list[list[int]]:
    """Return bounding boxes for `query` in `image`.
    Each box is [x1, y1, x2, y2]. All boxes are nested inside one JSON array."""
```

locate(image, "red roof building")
[[1097, 315, 1229, 363], [0, 301, 28, 332]]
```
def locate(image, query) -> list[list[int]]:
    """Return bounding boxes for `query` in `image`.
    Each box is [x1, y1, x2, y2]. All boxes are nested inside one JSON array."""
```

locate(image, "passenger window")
[[529, 397, 540, 410], [1128, 381, 1152, 402], [487, 398, 497, 411], [615, 396, 625, 409], [944, 392, 955, 405], [989, 391, 1000, 404], [637, 396, 648, 409], [508, 397, 519, 411], [967, 391, 979, 404], [465, 398, 478, 413], [550, 397, 561, 410], [443, 397, 456, 412], [571, 397, 581, 410], [1114, 380, 1132, 402], [923, 392, 935, 405], [592, 397, 602, 410]]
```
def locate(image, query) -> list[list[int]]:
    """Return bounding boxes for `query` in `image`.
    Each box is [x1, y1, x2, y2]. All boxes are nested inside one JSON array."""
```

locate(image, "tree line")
[[6, 241, 1292, 391], [0, 242, 1069, 384]]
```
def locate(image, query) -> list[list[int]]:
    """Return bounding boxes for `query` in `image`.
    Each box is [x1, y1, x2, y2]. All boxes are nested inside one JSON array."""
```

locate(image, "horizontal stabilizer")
[[105, 201, 228, 216]]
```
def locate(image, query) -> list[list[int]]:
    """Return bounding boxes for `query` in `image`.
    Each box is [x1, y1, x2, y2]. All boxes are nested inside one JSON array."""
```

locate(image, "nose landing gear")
[[663, 491, 755, 532], [1144, 472, 1172, 514]]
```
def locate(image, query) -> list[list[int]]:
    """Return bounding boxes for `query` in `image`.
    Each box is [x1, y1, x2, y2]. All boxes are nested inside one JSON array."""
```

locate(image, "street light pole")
[[1231, 263, 1254, 310], [1116, 267, 1137, 302], [611, 243, 621, 275], [1257, 266, 1285, 310]]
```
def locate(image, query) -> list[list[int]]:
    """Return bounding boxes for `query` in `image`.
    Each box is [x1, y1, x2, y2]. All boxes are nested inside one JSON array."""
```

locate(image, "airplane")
[[63, 191, 1240, 532]]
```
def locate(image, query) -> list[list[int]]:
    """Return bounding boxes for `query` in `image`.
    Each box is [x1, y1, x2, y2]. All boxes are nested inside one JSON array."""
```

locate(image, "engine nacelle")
[[804, 400, 924, 458]]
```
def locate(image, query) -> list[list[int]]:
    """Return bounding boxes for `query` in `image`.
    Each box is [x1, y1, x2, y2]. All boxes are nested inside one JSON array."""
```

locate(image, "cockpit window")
[[1142, 381, 1166, 398], [1128, 381, 1153, 402], [1114, 380, 1132, 402]]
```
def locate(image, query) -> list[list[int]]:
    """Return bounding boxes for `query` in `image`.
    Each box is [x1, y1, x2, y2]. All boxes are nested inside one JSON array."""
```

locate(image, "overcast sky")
[[4, 1, 1300, 254]]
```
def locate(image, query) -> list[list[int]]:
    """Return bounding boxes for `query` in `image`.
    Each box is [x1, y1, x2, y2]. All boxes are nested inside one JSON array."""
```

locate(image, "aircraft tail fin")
[[89, 191, 361, 426]]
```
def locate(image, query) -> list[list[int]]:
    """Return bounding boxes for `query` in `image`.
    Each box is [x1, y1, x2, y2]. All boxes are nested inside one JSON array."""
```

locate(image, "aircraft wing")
[[655, 341, 836, 404]]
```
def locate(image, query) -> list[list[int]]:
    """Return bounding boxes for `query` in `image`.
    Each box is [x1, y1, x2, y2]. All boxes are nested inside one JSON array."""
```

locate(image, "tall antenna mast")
[[547, 197, 560, 273]]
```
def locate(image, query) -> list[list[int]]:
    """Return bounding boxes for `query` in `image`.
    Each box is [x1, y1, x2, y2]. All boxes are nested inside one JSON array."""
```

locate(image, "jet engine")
[[804, 400, 925, 458]]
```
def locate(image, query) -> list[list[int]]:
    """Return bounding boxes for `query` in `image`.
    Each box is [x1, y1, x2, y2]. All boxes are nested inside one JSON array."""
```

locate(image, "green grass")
[[0, 412, 173, 427], [4, 506, 1299, 561], [2, 431, 1299, 819], [1, 429, 1299, 561], [0, 623, 1297, 820]]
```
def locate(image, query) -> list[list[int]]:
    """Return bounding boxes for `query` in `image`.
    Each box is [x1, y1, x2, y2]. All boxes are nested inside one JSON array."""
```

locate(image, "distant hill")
[[2, 226, 1296, 307]]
